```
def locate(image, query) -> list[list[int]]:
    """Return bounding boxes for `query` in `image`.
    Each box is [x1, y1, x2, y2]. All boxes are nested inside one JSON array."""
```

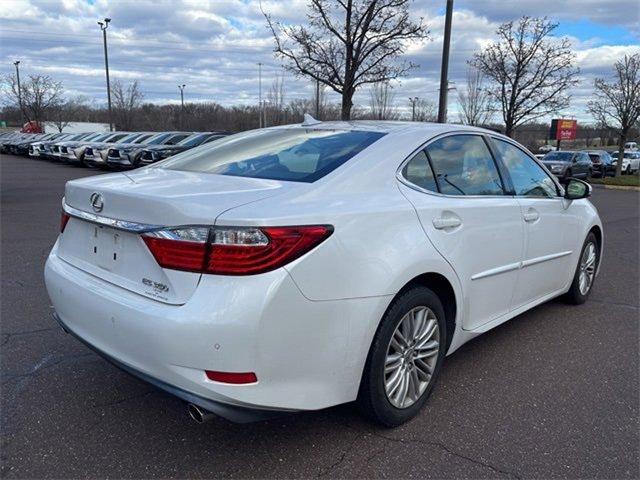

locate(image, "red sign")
[[549, 119, 577, 141]]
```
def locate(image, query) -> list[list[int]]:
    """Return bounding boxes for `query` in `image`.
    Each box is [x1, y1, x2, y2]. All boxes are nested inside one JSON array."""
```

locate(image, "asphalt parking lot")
[[1, 153, 638, 479]]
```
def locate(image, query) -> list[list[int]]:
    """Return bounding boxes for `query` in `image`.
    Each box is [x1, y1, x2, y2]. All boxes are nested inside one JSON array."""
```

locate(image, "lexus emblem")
[[90, 192, 104, 212]]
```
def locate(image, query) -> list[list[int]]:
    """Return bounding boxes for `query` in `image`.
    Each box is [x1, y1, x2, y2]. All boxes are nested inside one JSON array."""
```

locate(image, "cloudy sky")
[[0, 0, 638, 123]]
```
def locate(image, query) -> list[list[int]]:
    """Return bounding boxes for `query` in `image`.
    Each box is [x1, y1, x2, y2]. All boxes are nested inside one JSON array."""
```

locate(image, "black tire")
[[626, 165, 631, 174], [358, 286, 447, 427], [564, 232, 599, 305]]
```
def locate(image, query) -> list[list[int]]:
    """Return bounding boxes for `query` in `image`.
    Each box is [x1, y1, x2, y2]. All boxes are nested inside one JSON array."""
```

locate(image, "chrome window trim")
[[62, 201, 164, 233], [396, 130, 510, 199]]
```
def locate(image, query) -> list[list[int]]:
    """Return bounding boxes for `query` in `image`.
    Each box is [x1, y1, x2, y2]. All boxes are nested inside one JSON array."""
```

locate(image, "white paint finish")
[[400, 184, 525, 331], [44, 121, 604, 414], [511, 197, 583, 308]]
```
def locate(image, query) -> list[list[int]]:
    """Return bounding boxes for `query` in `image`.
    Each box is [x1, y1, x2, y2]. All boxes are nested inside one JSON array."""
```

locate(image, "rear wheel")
[[358, 286, 446, 427], [564, 232, 599, 305], [626, 164, 632, 174]]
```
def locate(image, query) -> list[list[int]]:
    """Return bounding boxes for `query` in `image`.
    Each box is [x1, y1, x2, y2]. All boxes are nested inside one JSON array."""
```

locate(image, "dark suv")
[[587, 151, 615, 177], [541, 151, 592, 182]]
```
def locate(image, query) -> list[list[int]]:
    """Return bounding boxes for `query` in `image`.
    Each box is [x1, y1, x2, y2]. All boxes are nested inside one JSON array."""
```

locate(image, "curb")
[[591, 183, 640, 192]]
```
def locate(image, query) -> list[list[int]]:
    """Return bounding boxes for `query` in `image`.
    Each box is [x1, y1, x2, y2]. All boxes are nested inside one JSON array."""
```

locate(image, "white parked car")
[[45, 121, 603, 426], [624, 141, 637, 151], [622, 151, 640, 174]]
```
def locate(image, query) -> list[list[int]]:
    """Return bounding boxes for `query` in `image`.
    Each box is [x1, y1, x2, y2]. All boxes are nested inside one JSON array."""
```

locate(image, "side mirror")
[[564, 178, 592, 200]]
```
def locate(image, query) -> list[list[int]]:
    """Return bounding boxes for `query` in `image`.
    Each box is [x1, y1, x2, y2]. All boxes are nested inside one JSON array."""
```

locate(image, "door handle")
[[523, 210, 539, 222], [433, 217, 462, 230]]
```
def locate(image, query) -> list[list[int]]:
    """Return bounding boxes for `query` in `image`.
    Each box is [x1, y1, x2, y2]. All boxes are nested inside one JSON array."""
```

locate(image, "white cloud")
[[0, 0, 637, 123]]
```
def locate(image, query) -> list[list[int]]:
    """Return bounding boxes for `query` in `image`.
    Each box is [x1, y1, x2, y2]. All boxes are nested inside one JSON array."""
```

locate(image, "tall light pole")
[[437, 0, 454, 123], [315, 79, 320, 119], [409, 97, 419, 121], [178, 84, 186, 109], [98, 18, 113, 131], [258, 62, 263, 128], [13, 60, 23, 127], [178, 84, 186, 129]]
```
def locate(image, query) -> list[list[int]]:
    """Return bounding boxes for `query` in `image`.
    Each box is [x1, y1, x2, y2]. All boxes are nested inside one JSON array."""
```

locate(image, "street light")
[[409, 97, 419, 121], [178, 84, 186, 108], [98, 17, 113, 131], [13, 60, 23, 127], [178, 84, 186, 129], [437, 0, 454, 123]]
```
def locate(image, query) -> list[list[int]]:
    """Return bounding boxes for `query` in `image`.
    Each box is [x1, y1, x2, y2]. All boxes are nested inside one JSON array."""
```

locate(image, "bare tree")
[[266, 74, 286, 125], [369, 81, 399, 120], [413, 99, 437, 122], [457, 68, 494, 126], [2, 73, 64, 127], [471, 17, 579, 137], [48, 96, 88, 132], [588, 54, 640, 176], [111, 79, 144, 130], [264, 0, 429, 120]]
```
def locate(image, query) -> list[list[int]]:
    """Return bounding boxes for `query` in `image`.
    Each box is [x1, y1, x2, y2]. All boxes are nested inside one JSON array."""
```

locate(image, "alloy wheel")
[[384, 306, 440, 409], [578, 242, 597, 295]]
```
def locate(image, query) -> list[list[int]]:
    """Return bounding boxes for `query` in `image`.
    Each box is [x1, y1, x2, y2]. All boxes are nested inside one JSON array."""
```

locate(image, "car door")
[[398, 133, 525, 330], [490, 137, 580, 308]]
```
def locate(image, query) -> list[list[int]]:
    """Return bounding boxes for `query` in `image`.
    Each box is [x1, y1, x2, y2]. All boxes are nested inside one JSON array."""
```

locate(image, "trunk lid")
[[58, 168, 292, 304]]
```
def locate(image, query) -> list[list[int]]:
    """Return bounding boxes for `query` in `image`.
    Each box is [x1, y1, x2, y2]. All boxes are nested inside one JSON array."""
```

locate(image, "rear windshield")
[[159, 128, 386, 182]]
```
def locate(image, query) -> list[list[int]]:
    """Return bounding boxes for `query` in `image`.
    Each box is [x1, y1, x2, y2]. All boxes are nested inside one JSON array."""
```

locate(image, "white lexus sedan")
[[45, 120, 602, 427]]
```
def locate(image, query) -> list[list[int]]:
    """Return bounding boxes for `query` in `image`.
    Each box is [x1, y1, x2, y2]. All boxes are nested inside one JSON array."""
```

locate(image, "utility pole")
[[258, 62, 263, 128], [409, 97, 419, 121], [315, 79, 320, 119], [13, 60, 23, 127], [437, 0, 454, 123], [178, 84, 186, 129], [98, 18, 113, 131]]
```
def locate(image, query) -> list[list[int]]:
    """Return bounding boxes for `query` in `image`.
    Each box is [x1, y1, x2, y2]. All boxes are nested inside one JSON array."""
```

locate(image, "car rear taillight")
[[60, 212, 70, 233], [142, 225, 333, 275]]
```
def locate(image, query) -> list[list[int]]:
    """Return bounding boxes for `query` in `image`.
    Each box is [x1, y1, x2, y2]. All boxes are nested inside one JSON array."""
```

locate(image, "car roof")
[[275, 120, 495, 136]]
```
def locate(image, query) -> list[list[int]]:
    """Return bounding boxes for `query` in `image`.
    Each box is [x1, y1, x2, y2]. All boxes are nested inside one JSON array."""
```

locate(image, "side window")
[[492, 138, 558, 198], [401, 150, 438, 192], [425, 135, 504, 196]]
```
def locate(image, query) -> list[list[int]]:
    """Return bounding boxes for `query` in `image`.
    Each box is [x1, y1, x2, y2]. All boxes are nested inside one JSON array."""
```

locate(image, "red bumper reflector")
[[60, 212, 70, 233], [205, 370, 257, 384]]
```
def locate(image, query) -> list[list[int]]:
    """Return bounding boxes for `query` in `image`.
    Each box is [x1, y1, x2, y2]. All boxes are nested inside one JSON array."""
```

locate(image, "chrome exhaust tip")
[[187, 403, 215, 424]]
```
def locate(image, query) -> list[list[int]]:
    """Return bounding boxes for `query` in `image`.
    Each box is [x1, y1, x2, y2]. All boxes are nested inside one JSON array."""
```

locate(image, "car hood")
[[141, 145, 185, 152], [108, 142, 149, 152]]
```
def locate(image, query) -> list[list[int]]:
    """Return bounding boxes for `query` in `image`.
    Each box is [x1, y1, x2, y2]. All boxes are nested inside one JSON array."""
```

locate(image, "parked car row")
[[538, 148, 639, 181], [0, 130, 229, 169]]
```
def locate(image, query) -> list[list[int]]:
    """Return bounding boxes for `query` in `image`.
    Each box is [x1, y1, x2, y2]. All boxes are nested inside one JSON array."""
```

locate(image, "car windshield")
[[543, 152, 573, 161], [82, 133, 103, 142], [624, 152, 640, 158], [145, 133, 173, 145], [116, 133, 142, 143], [132, 134, 154, 144], [91, 133, 113, 142], [159, 128, 386, 183], [176, 133, 210, 147]]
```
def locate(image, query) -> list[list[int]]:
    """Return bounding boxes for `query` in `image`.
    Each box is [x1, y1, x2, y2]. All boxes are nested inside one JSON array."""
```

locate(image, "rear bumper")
[[51, 311, 284, 423], [44, 243, 375, 413]]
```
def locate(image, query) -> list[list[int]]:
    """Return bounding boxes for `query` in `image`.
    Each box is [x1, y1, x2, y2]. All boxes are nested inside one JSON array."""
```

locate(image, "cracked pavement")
[[1, 154, 638, 479]]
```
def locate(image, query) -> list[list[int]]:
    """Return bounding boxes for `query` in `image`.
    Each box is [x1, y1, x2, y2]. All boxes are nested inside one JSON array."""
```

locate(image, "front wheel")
[[358, 286, 446, 427], [564, 232, 599, 304]]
